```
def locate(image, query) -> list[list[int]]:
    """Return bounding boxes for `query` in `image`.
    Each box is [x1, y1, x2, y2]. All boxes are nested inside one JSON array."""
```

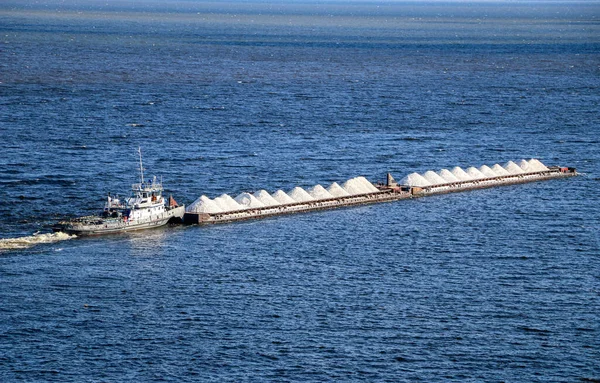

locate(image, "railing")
[[131, 182, 164, 191]]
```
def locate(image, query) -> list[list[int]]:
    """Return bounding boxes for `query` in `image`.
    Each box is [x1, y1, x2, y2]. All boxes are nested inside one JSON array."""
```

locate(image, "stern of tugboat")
[[167, 205, 185, 224]]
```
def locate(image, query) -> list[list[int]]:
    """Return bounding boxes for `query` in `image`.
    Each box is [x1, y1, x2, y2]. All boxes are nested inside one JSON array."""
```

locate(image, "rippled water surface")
[[1, 1, 599, 381]]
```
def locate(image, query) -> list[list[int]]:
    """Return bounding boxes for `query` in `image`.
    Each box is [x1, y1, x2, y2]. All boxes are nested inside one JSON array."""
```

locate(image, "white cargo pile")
[[437, 169, 460, 183], [467, 167, 486, 180], [235, 192, 265, 208], [342, 177, 377, 195], [532, 159, 549, 171], [187, 195, 223, 214], [518, 159, 533, 172], [184, 159, 557, 215], [186, 174, 383, 214], [357, 177, 380, 193], [479, 165, 498, 178], [272, 190, 296, 204], [492, 164, 511, 176], [504, 161, 525, 174], [423, 171, 447, 185], [399, 173, 432, 187], [214, 194, 243, 211], [522, 158, 549, 172], [451, 167, 472, 181], [254, 190, 280, 206], [308, 185, 334, 200], [288, 187, 315, 202], [327, 182, 350, 197], [399, 159, 551, 188]]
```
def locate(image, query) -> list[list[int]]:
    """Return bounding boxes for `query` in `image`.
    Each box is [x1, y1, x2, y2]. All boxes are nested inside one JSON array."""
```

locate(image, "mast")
[[138, 147, 144, 185]]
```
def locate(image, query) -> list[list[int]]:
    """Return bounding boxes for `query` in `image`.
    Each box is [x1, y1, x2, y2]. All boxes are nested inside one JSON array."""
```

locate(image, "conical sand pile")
[[214, 194, 243, 211], [327, 182, 351, 197], [466, 167, 486, 179], [518, 159, 532, 172], [396, 159, 558, 190], [355, 176, 380, 192], [254, 190, 280, 206], [492, 164, 511, 176], [528, 158, 549, 171], [504, 161, 525, 174], [437, 169, 460, 183], [400, 173, 432, 187], [451, 167, 472, 181], [308, 185, 334, 200], [288, 187, 314, 202], [342, 178, 371, 194], [423, 170, 447, 185], [478, 165, 498, 178], [272, 190, 296, 204], [235, 192, 265, 208], [187, 195, 223, 213]]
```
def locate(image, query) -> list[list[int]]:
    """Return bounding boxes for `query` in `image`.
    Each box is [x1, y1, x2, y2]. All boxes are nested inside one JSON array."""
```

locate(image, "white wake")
[[0, 232, 76, 251]]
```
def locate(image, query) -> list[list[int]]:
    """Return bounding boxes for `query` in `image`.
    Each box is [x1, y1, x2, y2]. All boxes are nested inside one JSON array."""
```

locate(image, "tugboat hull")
[[54, 206, 185, 236]]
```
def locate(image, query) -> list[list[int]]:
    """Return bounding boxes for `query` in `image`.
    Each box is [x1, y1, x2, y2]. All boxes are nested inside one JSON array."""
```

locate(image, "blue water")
[[1, 1, 599, 381]]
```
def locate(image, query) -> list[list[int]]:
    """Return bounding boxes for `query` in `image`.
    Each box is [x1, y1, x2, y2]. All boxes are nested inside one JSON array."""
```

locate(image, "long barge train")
[[183, 160, 577, 226]]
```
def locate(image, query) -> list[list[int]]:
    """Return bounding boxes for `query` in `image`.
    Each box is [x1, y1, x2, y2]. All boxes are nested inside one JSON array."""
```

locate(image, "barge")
[[183, 160, 577, 225]]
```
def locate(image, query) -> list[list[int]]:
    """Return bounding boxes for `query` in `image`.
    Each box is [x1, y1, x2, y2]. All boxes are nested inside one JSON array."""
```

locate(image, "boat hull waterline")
[[55, 206, 185, 236]]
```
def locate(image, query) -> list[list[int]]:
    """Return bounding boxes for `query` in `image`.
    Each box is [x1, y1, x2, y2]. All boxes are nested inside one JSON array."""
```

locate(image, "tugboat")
[[54, 148, 185, 236]]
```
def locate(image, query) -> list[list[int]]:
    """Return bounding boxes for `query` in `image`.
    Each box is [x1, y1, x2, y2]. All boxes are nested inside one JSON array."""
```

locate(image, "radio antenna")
[[138, 147, 144, 185]]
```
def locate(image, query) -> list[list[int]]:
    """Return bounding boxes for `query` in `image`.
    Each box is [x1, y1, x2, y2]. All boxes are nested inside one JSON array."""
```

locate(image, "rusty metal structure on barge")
[[183, 165, 577, 226]]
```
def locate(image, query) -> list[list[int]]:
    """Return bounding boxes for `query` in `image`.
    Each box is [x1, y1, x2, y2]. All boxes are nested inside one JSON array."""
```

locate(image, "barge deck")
[[184, 165, 577, 226]]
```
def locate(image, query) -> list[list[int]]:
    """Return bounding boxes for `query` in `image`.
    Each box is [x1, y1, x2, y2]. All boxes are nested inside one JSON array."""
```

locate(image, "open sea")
[[1, 1, 599, 381]]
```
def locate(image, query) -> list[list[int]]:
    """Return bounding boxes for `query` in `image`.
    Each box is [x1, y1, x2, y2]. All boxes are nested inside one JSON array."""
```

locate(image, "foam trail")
[[288, 187, 314, 202], [0, 232, 75, 251]]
